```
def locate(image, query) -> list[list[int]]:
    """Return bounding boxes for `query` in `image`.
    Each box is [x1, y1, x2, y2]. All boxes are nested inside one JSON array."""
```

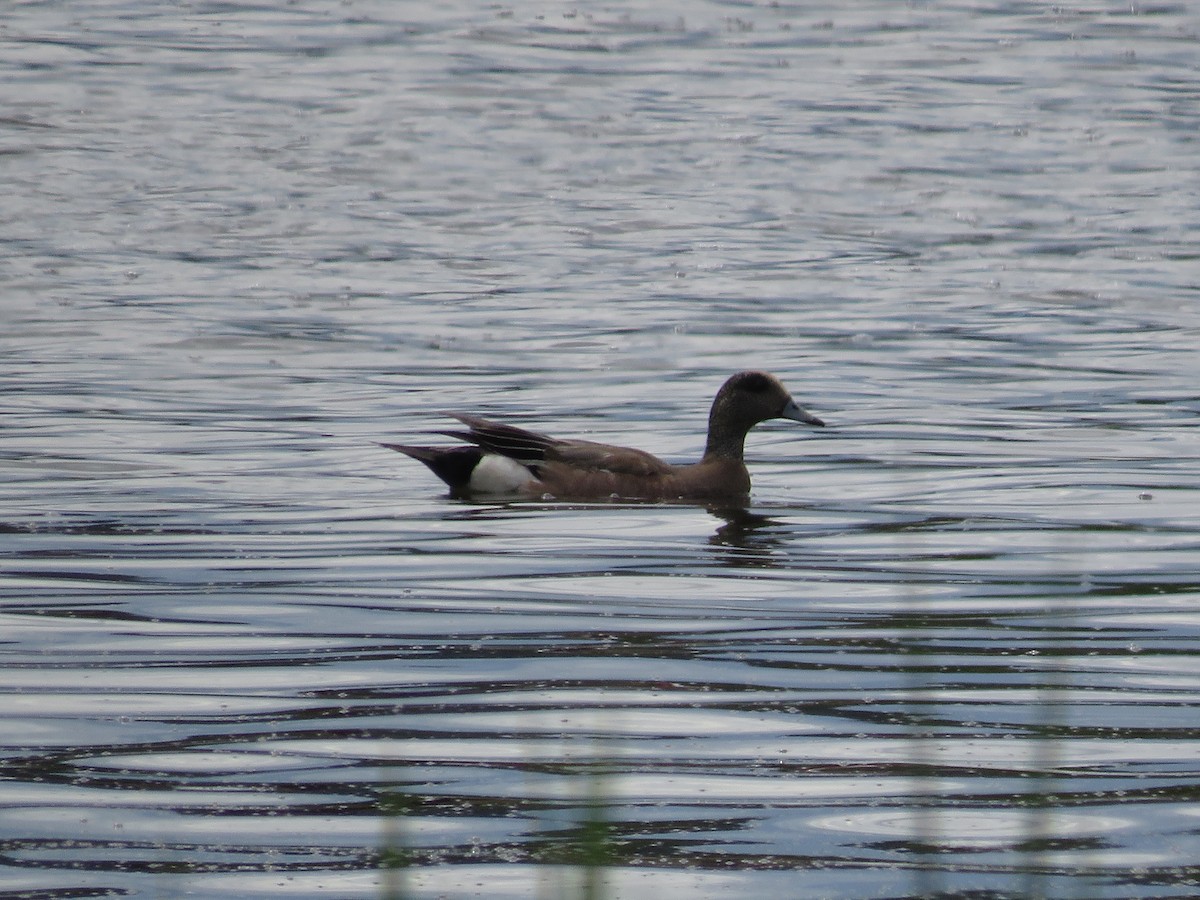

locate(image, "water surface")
[[2, 2, 1200, 898]]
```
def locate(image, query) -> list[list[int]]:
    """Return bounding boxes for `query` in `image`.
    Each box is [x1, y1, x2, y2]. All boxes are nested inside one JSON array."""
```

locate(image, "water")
[[3, 2, 1200, 897]]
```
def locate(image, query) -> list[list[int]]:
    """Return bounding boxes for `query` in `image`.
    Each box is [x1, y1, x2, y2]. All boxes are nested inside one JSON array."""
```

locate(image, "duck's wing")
[[548, 439, 674, 477], [445, 413, 673, 477], [441, 414, 555, 463]]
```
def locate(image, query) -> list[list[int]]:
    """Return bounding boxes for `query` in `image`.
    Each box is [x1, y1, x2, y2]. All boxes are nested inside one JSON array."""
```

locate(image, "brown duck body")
[[384, 371, 824, 501]]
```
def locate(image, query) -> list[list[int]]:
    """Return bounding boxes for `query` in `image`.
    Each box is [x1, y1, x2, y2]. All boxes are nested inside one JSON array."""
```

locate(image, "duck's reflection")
[[706, 506, 787, 567], [424, 499, 795, 568]]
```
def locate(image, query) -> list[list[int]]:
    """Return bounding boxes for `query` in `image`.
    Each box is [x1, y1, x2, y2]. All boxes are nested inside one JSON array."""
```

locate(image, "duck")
[[383, 370, 825, 501]]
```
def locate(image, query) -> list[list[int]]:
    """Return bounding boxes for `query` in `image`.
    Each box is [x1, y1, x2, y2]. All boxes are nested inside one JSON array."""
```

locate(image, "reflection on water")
[[5, 495, 1199, 898], [706, 507, 788, 564], [4, 1, 1200, 898]]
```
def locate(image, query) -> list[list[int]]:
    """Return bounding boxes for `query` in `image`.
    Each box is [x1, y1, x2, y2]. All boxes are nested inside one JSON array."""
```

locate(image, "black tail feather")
[[380, 444, 483, 492]]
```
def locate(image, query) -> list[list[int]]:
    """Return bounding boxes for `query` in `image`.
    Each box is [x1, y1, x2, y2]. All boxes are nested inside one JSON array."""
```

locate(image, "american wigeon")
[[384, 370, 824, 501]]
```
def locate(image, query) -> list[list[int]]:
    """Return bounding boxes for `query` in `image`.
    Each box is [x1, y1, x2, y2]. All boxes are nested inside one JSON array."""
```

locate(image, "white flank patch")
[[468, 454, 535, 494]]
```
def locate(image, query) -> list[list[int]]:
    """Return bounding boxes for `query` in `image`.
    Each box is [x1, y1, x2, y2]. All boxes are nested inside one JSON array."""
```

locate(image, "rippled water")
[[3, 2, 1200, 898]]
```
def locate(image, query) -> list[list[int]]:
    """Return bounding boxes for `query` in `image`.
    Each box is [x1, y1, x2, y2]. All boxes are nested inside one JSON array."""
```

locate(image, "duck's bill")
[[780, 398, 825, 427]]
